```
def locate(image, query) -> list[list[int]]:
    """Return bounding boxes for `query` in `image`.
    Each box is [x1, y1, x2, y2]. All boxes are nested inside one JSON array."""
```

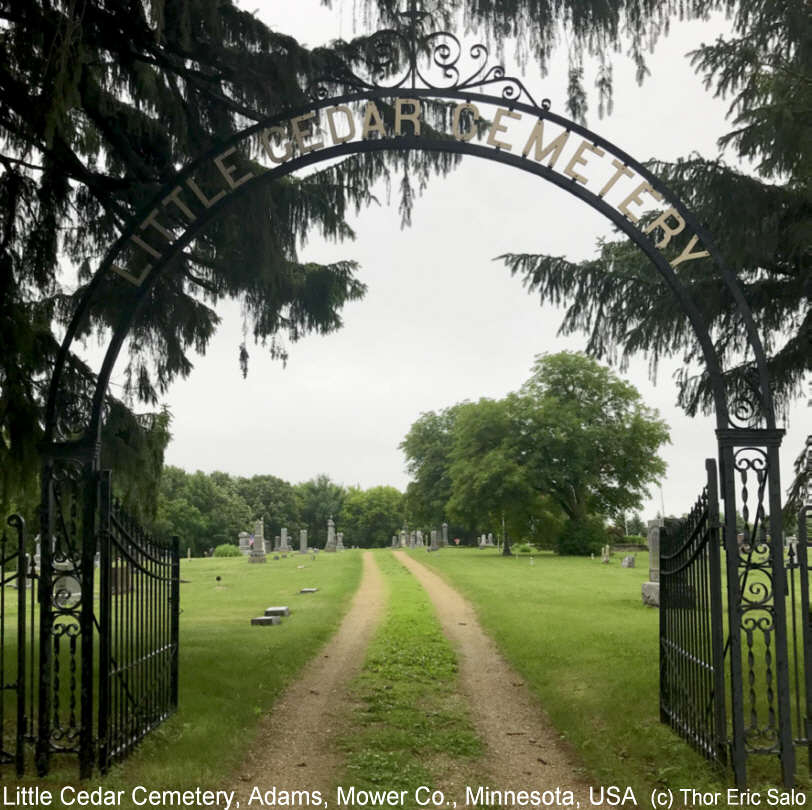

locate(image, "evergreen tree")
[[499, 0, 810, 420], [0, 0, 461, 509]]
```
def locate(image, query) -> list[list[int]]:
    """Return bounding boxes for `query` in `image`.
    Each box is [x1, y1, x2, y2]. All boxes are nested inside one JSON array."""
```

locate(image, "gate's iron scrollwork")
[[14, 0, 796, 786]]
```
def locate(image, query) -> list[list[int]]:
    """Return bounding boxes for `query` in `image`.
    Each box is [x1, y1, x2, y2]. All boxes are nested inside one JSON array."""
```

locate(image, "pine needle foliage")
[[498, 0, 810, 420]]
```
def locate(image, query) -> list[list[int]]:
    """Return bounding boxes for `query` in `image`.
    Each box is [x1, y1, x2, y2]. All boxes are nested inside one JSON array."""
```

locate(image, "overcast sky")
[[107, 0, 807, 522]]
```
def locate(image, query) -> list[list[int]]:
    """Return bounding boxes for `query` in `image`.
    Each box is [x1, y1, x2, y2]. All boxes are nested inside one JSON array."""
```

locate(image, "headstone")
[[430, 529, 438, 551], [238, 531, 251, 556], [409, 531, 416, 548], [415, 530, 424, 547], [280, 527, 290, 552], [325, 517, 337, 552], [399, 530, 407, 548], [249, 518, 267, 563], [336, 531, 345, 552], [274, 535, 280, 552], [34, 540, 41, 574], [487, 532, 494, 547], [187, 547, 192, 559], [441, 522, 449, 547], [300, 587, 318, 593], [251, 616, 281, 626], [621, 554, 636, 568], [601, 544, 611, 564], [265, 606, 290, 616], [642, 519, 663, 607], [94, 551, 101, 568], [392, 535, 398, 548], [299, 529, 308, 554]]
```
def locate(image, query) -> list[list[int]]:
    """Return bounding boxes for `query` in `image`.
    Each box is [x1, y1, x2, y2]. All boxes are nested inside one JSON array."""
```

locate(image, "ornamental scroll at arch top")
[[307, 4, 547, 110]]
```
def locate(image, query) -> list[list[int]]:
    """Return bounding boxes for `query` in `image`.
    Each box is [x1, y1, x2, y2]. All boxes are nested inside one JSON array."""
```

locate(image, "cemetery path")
[[231, 551, 387, 804], [393, 551, 613, 810]]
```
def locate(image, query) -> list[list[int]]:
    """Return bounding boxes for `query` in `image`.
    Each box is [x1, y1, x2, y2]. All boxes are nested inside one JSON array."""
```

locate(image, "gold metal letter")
[[487, 107, 521, 151], [452, 103, 479, 141], [141, 209, 175, 241], [362, 102, 386, 139], [643, 207, 686, 249], [563, 140, 605, 185], [521, 120, 569, 167], [290, 111, 324, 154], [162, 187, 196, 222], [186, 177, 226, 208], [259, 126, 293, 164], [327, 106, 355, 145], [598, 159, 634, 198], [214, 146, 254, 189], [395, 99, 422, 136], [670, 235, 711, 268], [618, 181, 663, 223]]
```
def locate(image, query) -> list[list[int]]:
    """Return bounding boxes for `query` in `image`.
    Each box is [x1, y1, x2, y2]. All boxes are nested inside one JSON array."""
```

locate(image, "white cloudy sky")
[[108, 0, 807, 521]]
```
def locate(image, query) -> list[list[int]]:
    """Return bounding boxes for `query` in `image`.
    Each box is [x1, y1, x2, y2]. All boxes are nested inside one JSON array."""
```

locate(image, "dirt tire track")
[[233, 551, 386, 803], [393, 550, 612, 809]]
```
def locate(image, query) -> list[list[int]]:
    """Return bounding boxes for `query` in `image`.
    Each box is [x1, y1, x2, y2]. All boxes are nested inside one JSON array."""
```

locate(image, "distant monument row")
[[236, 515, 346, 562]]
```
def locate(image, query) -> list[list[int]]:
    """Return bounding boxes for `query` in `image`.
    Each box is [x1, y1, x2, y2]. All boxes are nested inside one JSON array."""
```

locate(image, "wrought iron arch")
[[32, 8, 795, 789]]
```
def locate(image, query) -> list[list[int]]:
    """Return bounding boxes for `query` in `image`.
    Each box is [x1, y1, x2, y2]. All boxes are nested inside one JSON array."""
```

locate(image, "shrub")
[[213, 543, 242, 557], [556, 516, 606, 556], [623, 534, 647, 546], [515, 543, 534, 554]]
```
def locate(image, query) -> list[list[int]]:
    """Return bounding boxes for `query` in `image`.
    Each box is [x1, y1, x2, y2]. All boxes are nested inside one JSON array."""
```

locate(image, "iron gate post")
[[798, 508, 812, 771], [718, 428, 794, 787], [36, 464, 54, 777], [706, 460, 728, 763], [766, 442, 795, 787], [98, 471, 112, 773], [719, 442, 747, 787], [79, 463, 99, 779]]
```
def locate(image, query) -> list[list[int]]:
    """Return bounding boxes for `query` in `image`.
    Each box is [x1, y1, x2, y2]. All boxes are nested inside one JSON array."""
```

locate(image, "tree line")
[[154, 468, 404, 555]]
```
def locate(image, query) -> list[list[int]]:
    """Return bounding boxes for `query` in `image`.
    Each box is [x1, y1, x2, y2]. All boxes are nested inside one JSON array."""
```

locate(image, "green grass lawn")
[[408, 547, 732, 797], [335, 551, 482, 808], [2, 551, 362, 800]]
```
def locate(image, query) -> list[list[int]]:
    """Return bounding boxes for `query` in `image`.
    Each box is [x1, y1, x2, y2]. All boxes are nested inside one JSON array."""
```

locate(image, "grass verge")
[[334, 551, 482, 809]]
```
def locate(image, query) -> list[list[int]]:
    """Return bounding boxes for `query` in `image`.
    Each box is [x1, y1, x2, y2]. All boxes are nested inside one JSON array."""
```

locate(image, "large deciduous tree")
[[511, 352, 669, 552], [401, 352, 669, 554], [399, 405, 462, 526], [446, 398, 537, 555]]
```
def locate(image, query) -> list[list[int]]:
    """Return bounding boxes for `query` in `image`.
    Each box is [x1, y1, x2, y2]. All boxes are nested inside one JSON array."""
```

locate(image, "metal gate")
[[3, 468, 179, 778], [660, 458, 728, 764], [97, 471, 180, 772]]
